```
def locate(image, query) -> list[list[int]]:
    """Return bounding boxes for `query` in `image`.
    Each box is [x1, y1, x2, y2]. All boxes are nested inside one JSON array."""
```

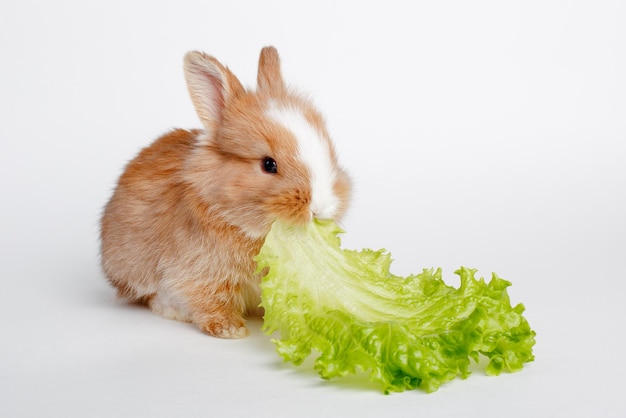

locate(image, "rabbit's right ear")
[[257, 46, 285, 93], [183, 52, 245, 133]]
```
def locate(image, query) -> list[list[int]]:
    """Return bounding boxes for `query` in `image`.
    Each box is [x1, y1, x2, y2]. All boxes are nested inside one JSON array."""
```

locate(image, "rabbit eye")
[[262, 157, 278, 174]]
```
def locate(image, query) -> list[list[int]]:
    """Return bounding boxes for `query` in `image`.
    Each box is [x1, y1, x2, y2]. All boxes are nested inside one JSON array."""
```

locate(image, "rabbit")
[[100, 46, 352, 338]]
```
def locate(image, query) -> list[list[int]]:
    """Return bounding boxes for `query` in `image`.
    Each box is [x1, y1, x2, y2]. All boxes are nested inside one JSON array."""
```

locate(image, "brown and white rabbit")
[[100, 47, 351, 338]]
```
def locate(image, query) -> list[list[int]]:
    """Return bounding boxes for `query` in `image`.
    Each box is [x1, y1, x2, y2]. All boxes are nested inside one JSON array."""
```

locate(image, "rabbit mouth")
[[310, 189, 340, 221]]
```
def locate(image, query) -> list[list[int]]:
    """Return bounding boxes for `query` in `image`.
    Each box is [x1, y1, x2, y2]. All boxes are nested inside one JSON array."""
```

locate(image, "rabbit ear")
[[183, 51, 245, 132], [257, 46, 285, 92]]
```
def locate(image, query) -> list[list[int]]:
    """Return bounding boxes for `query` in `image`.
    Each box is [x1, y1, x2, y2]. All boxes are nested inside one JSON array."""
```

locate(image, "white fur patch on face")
[[266, 103, 339, 220]]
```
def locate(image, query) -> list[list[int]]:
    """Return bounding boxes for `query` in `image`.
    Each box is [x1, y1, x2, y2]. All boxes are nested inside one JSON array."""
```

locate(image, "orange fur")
[[100, 47, 351, 338]]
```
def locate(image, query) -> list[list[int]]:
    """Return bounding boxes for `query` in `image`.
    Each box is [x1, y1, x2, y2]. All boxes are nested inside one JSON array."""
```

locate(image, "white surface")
[[1, 1, 625, 417]]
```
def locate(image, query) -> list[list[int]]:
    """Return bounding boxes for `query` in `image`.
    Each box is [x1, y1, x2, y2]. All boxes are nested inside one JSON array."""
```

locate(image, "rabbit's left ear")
[[183, 51, 245, 133], [257, 46, 285, 93]]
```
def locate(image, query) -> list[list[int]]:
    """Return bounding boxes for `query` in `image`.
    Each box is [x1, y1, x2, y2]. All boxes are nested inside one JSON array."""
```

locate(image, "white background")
[[1, 1, 625, 417]]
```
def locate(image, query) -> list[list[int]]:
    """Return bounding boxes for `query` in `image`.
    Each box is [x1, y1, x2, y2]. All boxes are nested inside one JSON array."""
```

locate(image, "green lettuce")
[[256, 219, 535, 393]]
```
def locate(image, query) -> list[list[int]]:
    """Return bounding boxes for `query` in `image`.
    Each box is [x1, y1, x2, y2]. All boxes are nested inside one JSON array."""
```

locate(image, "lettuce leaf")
[[256, 219, 535, 393]]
